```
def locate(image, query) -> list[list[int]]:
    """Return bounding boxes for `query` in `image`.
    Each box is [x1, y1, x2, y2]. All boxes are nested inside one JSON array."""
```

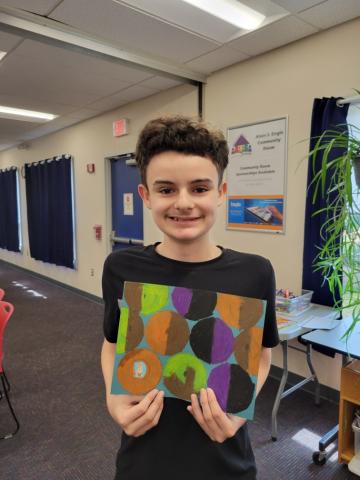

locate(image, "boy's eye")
[[194, 186, 209, 193], [159, 188, 173, 194]]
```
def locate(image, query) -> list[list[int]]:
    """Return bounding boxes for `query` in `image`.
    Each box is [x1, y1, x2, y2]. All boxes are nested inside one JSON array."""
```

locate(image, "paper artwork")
[[111, 281, 266, 419]]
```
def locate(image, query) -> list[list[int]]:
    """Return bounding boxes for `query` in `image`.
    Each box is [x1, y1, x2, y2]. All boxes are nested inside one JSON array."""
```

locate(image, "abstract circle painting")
[[145, 310, 189, 355], [172, 287, 217, 320], [189, 316, 234, 364], [208, 363, 255, 413], [117, 349, 162, 395], [163, 353, 207, 401]]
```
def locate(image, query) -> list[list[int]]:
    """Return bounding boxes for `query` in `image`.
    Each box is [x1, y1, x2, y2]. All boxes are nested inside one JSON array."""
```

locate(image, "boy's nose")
[[174, 190, 194, 210]]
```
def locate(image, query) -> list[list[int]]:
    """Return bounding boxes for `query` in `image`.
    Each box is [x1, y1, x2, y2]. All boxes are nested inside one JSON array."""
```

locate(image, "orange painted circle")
[[145, 310, 189, 355], [117, 349, 162, 395]]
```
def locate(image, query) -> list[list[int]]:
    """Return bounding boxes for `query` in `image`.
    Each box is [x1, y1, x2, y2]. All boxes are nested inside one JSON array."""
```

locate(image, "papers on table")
[[277, 305, 339, 331]]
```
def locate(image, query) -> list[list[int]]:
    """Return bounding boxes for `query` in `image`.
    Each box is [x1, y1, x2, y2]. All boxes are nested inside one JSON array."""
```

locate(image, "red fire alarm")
[[93, 225, 102, 240], [87, 163, 95, 174], [113, 118, 129, 137]]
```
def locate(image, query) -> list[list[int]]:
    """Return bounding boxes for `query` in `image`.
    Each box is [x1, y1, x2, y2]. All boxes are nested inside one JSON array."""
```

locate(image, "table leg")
[[306, 343, 320, 405], [271, 340, 288, 441]]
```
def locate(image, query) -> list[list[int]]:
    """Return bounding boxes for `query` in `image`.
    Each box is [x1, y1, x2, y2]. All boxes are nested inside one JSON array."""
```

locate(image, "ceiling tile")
[[0, 0, 60, 15], [0, 117, 41, 137], [271, 0, 325, 13], [297, 0, 360, 29], [0, 30, 23, 51], [87, 85, 159, 111], [185, 46, 250, 74], [51, 0, 219, 63], [229, 15, 318, 56]]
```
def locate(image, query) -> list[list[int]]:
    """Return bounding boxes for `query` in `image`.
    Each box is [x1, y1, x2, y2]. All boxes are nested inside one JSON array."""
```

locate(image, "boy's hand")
[[187, 388, 246, 443], [108, 389, 164, 437]]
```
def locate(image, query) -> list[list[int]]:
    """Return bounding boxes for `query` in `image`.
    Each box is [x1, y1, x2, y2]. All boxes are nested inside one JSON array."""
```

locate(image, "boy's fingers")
[[128, 391, 164, 434], [125, 389, 160, 424], [199, 389, 223, 436], [206, 388, 228, 430], [134, 395, 165, 437], [189, 392, 214, 440]]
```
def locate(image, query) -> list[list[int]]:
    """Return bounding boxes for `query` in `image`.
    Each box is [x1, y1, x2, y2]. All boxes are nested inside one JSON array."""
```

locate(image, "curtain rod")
[[337, 94, 360, 106]]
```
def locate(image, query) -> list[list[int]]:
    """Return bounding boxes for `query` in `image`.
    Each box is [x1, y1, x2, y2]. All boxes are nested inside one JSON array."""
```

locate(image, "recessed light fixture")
[[0, 51, 7, 61], [0, 106, 57, 123], [181, 0, 265, 30]]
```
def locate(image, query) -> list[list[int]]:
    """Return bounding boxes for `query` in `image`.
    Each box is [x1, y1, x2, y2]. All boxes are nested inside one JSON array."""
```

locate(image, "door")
[[110, 153, 143, 251]]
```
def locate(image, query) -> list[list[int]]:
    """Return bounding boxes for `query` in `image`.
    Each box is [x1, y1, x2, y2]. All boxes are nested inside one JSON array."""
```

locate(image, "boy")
[[101, 116, 279, 480]]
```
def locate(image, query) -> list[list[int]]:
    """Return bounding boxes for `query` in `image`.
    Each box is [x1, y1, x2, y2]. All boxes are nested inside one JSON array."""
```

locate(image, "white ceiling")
[[0, 0, 359, 151]]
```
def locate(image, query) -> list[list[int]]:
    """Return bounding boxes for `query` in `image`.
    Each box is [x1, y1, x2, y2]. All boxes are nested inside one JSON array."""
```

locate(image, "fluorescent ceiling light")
[[0, 51, 7, 61], [0, 105, 57, 123], [181, 0, 265, 30]]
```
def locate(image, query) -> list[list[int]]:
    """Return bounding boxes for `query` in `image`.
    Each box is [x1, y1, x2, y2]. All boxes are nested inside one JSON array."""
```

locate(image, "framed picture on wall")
[[226, 116, 288, 234]]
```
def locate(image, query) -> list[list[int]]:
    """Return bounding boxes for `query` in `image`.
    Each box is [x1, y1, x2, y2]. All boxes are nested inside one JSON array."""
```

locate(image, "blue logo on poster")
[[228, 199, 244, 223]]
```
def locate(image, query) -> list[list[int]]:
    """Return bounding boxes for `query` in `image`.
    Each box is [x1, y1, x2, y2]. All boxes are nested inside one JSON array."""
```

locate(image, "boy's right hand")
[[107, 389, 164, 437]]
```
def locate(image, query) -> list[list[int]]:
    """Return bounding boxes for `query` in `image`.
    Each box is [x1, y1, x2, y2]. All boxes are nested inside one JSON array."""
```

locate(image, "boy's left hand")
[[187, 388, 246, 443]]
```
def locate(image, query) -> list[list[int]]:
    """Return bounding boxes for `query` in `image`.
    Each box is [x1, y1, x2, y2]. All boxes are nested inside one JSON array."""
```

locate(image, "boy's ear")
[[138, 184, 151, 209], [217, 181, 227, 206]]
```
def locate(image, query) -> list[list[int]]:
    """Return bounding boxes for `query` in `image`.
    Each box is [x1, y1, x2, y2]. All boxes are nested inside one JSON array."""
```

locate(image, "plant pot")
[[353, 156, 360, 188]]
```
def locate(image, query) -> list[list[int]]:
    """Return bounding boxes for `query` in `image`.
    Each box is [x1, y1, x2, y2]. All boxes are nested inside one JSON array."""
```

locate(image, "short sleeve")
[[262, 260, 279, 348], [102, 253, 123, 343]]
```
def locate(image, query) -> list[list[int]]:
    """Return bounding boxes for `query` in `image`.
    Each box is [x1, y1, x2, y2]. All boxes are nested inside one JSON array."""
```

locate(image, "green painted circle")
[[141, 283, 169, 315], [163, 353, 207, 392]]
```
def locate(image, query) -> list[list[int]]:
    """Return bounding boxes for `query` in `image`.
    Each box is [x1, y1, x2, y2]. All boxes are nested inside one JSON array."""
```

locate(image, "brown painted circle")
[[145, 310, 189, 355], [117, 349, 162, 395]]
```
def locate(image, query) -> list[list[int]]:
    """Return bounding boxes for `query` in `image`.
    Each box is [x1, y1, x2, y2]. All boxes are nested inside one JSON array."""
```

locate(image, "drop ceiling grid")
[[50, 0, 220, 63], [0, 0, 61, 16], [7, 39, 155, 84], [185, 46, 250, 74], [271, 0, 326, 14]]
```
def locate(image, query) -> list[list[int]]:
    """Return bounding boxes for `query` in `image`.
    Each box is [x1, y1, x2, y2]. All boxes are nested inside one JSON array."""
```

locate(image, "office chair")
[[0, 301, 20, 439], [0, 288, 4, 300]]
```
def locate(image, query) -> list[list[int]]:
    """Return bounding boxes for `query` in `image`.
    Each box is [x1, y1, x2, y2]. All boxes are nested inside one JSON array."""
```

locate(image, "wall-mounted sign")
[[123, 193, 134, 216], [113, 118, 129, 137], [226, 117, 287, 233]]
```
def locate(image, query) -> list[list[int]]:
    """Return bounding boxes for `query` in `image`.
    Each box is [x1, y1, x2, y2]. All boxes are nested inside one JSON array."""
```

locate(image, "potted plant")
[[308, 121, 360, 338]]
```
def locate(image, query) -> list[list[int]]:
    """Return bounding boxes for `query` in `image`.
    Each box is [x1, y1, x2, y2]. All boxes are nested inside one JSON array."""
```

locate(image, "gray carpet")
[[0, 261, 357, 479]]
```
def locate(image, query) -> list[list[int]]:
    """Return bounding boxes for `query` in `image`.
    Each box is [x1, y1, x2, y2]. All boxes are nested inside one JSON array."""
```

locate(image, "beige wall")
[[0, 84, 198, 295], [203, 18, 360, 390], [1, 18, 359, 389]]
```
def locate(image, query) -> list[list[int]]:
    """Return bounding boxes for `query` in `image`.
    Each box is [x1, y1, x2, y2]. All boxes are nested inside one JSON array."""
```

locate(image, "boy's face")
[[138, 151, 226, 246]]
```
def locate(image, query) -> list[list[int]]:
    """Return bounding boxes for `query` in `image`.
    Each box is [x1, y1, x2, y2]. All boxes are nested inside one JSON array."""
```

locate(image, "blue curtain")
[[25, 155, 74, 268], [0, 168, 20, 252], [302, 97, 349, 305]]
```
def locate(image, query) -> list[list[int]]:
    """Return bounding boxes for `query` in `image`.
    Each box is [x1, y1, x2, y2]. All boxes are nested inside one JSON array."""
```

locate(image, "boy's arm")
[[256, 346, 272, 396], [101, 338, 165, 437]]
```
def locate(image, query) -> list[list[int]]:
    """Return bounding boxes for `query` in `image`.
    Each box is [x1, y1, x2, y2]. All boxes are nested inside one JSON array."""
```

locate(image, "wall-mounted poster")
[[227, 117, 287, 233], [111, 281, 266, 420]]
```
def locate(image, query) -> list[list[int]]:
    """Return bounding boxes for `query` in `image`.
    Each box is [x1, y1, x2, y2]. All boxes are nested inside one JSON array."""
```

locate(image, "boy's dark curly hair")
[[135, 116, 229, 186]]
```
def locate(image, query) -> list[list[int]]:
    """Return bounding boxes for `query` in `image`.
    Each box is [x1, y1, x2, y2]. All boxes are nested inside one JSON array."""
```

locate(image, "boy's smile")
[[138, 151, 227, 253]]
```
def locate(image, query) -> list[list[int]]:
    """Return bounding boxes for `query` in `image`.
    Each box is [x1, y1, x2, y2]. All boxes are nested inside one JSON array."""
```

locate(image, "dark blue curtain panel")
[[25, 156, 74, 268], [0, 168, 20, 252], [302, 97, 349, 305]]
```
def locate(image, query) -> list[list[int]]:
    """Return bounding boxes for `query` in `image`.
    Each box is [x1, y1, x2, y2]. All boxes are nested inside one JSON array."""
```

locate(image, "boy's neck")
[[155, 239, 222, 263]]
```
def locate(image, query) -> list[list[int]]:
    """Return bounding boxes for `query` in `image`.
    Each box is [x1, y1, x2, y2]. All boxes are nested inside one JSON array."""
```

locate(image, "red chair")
[[0, 289, 4, 300], [0, 301, 20, 439]]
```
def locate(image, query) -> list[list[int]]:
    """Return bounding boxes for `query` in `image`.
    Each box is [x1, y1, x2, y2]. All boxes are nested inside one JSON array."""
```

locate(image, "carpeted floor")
[[0, 261, 357, 479]]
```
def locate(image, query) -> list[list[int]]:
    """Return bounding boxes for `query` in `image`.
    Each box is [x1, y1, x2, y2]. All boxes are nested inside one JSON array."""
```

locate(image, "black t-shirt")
[[102, 244, 279, 480]]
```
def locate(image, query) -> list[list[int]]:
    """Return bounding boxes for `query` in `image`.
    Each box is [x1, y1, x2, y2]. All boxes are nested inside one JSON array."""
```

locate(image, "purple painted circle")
[[211, 318, 234, 363], [172, 287, 192, 317], [208, 363, 230, 411]]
